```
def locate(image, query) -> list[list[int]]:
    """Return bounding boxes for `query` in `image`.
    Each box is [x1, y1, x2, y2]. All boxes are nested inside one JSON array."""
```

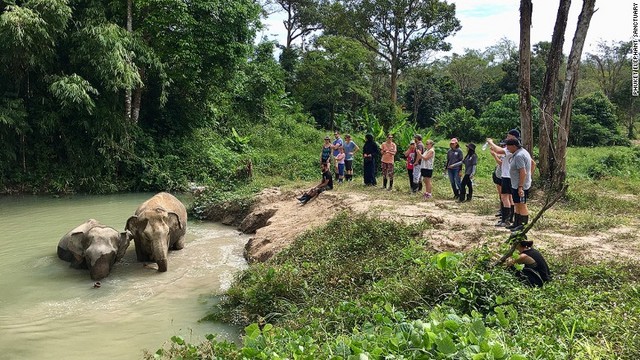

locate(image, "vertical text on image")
[[633, 3, 639, 96]]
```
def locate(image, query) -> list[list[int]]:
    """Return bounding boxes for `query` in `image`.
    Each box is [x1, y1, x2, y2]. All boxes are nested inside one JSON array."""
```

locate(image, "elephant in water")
[[57, 219, 132, 280], [125, 192, 187, 272]]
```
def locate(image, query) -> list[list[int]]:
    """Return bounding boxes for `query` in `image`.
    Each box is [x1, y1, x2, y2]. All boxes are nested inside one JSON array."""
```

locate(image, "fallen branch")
[[494, 183, 568, 267]]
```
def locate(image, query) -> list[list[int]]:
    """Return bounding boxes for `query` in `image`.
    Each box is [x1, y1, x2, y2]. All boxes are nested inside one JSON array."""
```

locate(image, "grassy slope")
[[151, 118, 640, 359]]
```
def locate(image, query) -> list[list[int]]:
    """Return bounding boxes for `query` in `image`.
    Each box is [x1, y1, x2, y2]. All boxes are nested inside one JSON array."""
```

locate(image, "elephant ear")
[[66, 231, 90, 268], [167, 212, 182, 229], [125, 215, 139, 232], [115, 230, 132, 261]]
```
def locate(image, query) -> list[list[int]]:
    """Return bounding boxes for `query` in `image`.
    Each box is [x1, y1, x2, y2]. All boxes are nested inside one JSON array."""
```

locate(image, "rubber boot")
[[507, 214, 521, 229], [510, 206, 515, 222], [511, 215, 529, 232], [388, 179, 393, 191], [383, 178, 387, 189], [502, 207, 512, 224], [466, 194, 472, 202]]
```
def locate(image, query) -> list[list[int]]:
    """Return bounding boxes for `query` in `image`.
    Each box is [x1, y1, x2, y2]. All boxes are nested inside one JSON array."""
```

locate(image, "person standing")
[[331, 131, 344, 180], [421, 139, 435, 199], [455, 143, 477, 202], [505, 138, 535, 231], [335, 146, 346, 183], [487, 129, 522, 227], [404, 140, 418, 191], [490, 140, 506, 221], [320, 136, 332, 166], [362, 133, 379, 186], [412, 134, 425, 193], [445, 138, 463, 199], [343, 134, 359, 182], [381, 134, 397, 191]]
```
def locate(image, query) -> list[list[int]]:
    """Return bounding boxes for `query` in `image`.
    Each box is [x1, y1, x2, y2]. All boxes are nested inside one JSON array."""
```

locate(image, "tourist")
[[343, 134, 359, 182], [412, 134, 425, 193], [362, 133, 379, 186], [404, 140, 418, 191], [490, 140, 506, 221], [450, 143, 477, 202], [335, 146, 346, 183], [444, 138, 463, 199], [505, 235, 551, 287], [331, 131, 344, 179], [486, 129, 522, 227], [381, 133, 397, 191], [297, 162, 334, 205], [505, 138, 535, 231], [421, 139, 435, 199], [320, 136, 332, 166]]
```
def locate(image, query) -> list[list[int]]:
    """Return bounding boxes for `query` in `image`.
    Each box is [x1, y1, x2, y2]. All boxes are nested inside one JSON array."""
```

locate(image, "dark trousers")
[[364, 158, 377, 185], [460, 174, 473, 200]]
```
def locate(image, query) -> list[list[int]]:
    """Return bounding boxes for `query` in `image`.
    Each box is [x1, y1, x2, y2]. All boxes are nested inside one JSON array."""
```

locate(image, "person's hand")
[[518, 187, 524, 197], [486, 138, 494, 144]]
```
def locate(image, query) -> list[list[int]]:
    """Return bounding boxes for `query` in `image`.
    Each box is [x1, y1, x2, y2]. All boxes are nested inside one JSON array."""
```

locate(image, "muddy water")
[[0, 194, 250, 359]]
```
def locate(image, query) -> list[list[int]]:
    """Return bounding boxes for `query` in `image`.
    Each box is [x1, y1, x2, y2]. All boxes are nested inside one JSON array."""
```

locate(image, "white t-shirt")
[[501, 148, 512, 178], [422, 148, 435, 170]]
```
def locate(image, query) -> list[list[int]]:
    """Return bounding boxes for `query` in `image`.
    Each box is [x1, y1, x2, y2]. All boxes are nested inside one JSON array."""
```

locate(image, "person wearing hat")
[[486, 129, 522, 226], [449, 142, 477, 202], [444, 138, 463, 199], [504, 137, 536, 231], [320, 136, 332, 166], [505, 235, 551, 287]]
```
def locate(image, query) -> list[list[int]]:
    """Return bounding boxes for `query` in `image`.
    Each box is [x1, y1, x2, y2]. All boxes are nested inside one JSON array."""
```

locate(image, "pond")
[[0, 193, 249, 359]]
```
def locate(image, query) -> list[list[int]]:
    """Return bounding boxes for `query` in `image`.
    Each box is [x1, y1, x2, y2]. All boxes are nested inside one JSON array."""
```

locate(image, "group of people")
[[299, 128, 549, 286]]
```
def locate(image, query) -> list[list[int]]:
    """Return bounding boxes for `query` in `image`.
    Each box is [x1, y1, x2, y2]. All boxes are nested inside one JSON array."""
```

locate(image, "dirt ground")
[[242, 187, 640, 263]]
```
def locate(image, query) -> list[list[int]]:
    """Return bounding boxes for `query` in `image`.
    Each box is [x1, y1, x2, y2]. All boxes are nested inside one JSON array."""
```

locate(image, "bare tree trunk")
[[538, 0, 571, 183], [132, 68, 144, 123], [554, 0, 596, 187], [390, 62, 398, 105], [518, 0, 533, 153], [124, 0, 133, 122]]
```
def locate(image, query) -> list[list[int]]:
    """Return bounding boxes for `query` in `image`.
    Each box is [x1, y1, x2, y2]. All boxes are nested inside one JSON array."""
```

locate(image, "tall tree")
[[585, 40, 632, 99], [538, 0, 571, 180], [327, 0, 460, 105], [518, 0, 533, 152], [275, 0, 323, 49]]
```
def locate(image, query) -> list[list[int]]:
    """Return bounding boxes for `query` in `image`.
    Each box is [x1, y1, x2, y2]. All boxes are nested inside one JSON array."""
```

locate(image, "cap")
[[499, 139, 507, 146], [414, 134, 422, 141], [466, 143, 476, 151], [324, 136, 330, 140], [507, 129, 521, 138], [450, 138, 458, 144], [409, 140, 415, 145]]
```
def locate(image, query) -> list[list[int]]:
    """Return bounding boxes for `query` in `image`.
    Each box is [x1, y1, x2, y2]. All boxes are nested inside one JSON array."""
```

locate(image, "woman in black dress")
[[362, 133, 379, 186]]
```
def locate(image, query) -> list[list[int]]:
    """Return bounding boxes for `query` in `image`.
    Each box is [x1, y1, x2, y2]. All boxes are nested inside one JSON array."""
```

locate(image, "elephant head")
[[126, 208, 182, 272], [57, 219, 132, 280]]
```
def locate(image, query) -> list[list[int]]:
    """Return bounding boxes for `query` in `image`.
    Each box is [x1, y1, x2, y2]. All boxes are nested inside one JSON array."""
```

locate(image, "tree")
[[327, 0, 460, 104], [479, 93, 540, 140], [293, 35, 374, 128], [536, 0, 596, 187], [518, 0, 533, 152], [402, 66, 460, 128], [275, 0, 323, 49], [585, 40, 632, 99]]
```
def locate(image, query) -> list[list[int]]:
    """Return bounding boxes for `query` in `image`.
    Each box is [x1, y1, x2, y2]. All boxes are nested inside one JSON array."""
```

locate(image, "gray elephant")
[[125, 192, 187, 272], [57, 219, 132, 280]]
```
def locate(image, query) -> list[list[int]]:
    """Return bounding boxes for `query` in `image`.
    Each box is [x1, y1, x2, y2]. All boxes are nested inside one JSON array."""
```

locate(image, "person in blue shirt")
[[342, 134, 359, 182], [331, 131, 344, 180]]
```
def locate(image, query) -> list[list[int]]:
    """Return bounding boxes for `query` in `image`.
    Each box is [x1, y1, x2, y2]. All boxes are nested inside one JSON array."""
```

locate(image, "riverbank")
[[237, 182, 640, 264]]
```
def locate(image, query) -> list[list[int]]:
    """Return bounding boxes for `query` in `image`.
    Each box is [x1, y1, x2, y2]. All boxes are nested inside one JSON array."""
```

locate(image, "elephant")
[[125, 192, 187, 272], [57, 219, 132, 280]]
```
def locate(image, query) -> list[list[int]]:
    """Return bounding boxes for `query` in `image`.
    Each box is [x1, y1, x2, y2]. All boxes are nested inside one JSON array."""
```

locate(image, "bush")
[[434, 107, 483, 142]]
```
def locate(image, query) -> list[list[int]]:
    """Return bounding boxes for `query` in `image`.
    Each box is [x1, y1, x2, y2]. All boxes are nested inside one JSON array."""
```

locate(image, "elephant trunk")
[[152, 239, 169, 272], [89, 254, 113, 280]]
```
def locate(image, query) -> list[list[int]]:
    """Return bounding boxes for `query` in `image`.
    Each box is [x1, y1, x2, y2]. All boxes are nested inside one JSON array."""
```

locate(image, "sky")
[[259, 0, 631, 57]]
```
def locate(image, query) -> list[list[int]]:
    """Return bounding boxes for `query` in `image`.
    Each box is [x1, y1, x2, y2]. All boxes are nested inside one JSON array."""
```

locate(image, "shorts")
[[511, 188, 529, 203], [345, 160, 353, 171], [338, 163, 345, 176], [492, 172, 502, 185], [421, 168, 433, 178], [501, 178, 512, 194]]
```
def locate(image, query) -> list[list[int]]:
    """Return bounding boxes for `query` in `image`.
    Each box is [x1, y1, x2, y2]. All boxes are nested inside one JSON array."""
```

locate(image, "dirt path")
[[242, 187, 640, 263]]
